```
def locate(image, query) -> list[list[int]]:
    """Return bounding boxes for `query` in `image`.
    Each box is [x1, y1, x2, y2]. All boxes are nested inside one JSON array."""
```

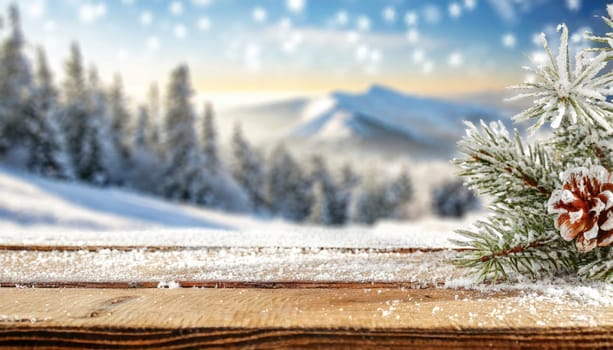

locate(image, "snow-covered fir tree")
[[159, 64, 209, 202], [335, 163, 360, 223], [147, 82, 162, 149], [201, 101, 219, 172], [231, 122, 267, 211], [308, 180, 331, 225], [108, 74, 132, 166], [309, 155, 348, 225], [350, 169, 413, 224], [77, 66, 118, 185], [24, 47, 72, 178], [350, 173, 389, 225], [127, 105, 160, 191], [60, 43, 89, 179], [267, 144, 312, 221], [0, 4, 31, 156], [432, 179, 478, 218], [387, 167, 413, 219]]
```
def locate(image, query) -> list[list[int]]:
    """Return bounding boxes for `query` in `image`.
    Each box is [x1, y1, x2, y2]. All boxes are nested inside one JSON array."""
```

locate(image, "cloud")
[[79, 2, 107, 23]]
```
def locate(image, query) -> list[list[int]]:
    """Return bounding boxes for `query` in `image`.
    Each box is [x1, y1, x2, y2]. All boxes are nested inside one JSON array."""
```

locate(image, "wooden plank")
[[0, 281, 435, 289], [0, 244, 458, 253], [0, 288, 612, 349], [0, 248, 460, 286]]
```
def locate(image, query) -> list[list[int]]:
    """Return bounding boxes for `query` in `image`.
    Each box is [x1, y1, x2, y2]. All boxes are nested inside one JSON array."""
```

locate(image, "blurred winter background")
[[0, 0, 609, 237]]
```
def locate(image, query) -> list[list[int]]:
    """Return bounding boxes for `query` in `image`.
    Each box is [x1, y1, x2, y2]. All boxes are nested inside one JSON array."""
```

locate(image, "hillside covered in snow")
[[0, 166, 477, 248]]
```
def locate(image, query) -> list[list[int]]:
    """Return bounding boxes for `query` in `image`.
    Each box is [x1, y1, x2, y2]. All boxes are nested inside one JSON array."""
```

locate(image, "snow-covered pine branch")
[[453, 213, 576, 283], [509, 24, 613, 134], [455, 5, 613, 283], [455, 120, 559, 215]]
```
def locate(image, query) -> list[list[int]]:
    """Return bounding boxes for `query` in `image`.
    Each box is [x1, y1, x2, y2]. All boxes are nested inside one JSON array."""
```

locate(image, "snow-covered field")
[[0, 165, 475, 248]]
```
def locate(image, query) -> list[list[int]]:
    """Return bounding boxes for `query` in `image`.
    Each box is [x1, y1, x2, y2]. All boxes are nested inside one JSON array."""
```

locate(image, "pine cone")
[[547, 165, 613, 252]]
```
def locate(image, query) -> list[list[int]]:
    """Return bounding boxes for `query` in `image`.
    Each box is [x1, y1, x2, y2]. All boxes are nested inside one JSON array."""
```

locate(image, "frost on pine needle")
[[509, 24, 613, 133], [584, 4, 613, 53], [455, 6, 613, 283]]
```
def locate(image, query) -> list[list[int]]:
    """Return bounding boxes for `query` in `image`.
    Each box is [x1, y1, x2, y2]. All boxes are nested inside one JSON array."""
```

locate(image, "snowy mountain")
[[219, 85, 507, 162], [287, 85, 507, 160]]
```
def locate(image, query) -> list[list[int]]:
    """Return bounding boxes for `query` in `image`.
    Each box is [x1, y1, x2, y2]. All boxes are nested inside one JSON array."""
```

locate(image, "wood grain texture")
[[1, 288, 612, 349], [0, 248, 459, 285], [0, 244, 457, 253]]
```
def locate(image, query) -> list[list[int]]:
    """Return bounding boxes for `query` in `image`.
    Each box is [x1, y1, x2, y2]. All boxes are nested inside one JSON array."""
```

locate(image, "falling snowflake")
[[170, 1, 183, 16], [357, 15, 371, 32], [449, 3, 462, 19], [383, 6, 396, 23], [566, 0, 581, 11], [252, 7, 267, 23], [423, 5, 441, 24], [174, 24, 188, 39], [336, 10, 349, 26], [140, 11, 153, 26], [286, 0, 306, 13], [404, 11, 418, 26], [412, 49, 425, 63], [79, 2, 106, 23], [147, 36, 160, 51], [406, 29, 419, 44], [464, 0, 477, 11], [502, 33, 516, 48], [448, 52, 463, 67], [197, 17, 211, 31]]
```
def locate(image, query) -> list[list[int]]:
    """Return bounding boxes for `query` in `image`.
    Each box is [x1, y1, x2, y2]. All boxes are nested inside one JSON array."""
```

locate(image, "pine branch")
[[455, 121, 561, 213], [551, 122, 613, 170], [478, 239, 547, 263], [577, 247, 613, 282], [453, 213, 577, 283]]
